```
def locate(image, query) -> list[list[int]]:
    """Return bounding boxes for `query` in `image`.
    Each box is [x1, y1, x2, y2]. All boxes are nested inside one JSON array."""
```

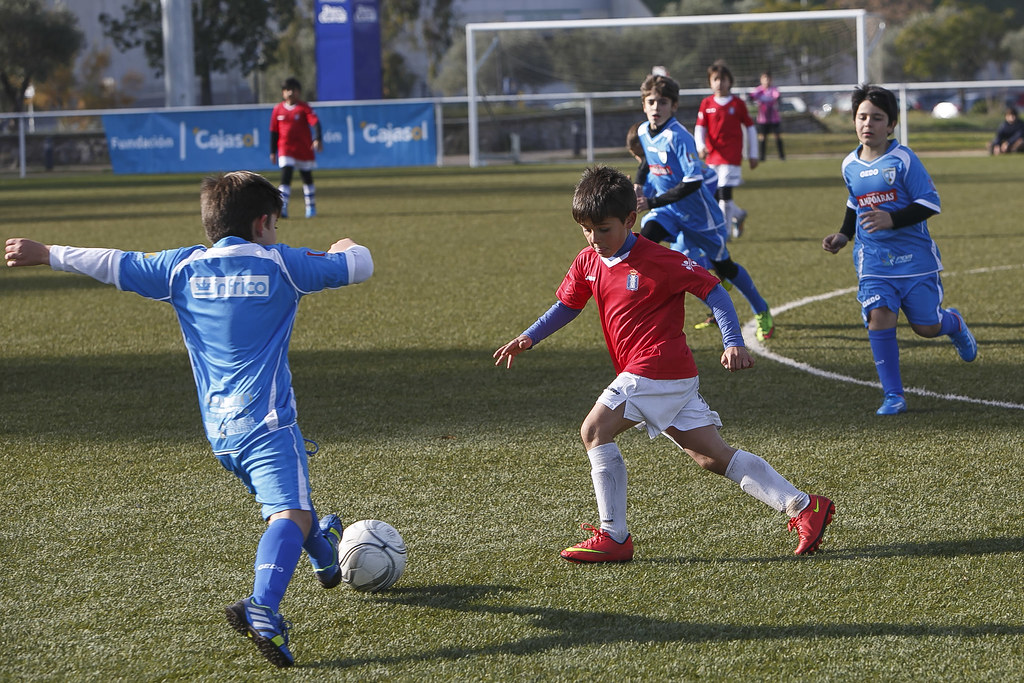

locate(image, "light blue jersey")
[[638, 117, 725, 234], [111, 237, 361, 455], [842, 139, 942, 279]]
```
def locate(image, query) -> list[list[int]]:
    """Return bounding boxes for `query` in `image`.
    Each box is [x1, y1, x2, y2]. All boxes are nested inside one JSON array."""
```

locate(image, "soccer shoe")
[[948, 308, 977, 362], [280, 205, 288, 219], [314, 513, 344, 589], [876, 393, 907, 416], [305, 205, 316, 218], [732, 208, 748, 238], [225, 597, 294, 668], [694, 315, 718, 331], [755, 309, 775, 341], [560, 524, 634, 563], [787, 495, 835, 556]]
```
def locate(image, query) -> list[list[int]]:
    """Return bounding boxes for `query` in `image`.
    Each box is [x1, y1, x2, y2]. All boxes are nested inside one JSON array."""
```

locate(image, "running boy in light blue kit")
[[4, 171, 374, 667], [635, 73, 775, 342], [822, 84, 977, 415]]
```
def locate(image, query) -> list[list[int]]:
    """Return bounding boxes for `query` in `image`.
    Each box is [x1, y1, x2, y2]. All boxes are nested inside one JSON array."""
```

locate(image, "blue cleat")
[[876, 393, 907, 416], [314, 513, 344, 589], [948, 309, 977, 362], [225, 597, 294, 668], [305, 205, 316, 218]]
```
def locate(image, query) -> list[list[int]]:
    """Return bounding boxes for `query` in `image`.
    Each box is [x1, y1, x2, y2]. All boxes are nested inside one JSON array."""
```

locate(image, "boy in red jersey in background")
[[493, 165, 834, 563], [270, 77, 323, 218], [695, 61, 758, 238]]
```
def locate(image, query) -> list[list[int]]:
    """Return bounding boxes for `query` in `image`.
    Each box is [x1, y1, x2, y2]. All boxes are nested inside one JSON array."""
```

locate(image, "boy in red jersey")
[[695, 61, 758, 238], [493, 165, 833, 562], [270, 77, 323, 218]]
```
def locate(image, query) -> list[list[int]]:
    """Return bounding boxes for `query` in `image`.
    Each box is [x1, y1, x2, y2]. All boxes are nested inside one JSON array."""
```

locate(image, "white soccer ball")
[[337, 519, 407, 592]]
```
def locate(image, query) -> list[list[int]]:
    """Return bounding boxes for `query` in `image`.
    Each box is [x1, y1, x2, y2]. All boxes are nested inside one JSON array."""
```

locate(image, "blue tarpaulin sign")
[[102, 102, 434, 174]]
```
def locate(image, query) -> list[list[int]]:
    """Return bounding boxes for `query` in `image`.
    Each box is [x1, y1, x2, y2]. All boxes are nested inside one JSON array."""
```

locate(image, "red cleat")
[[560, 524, 634, 563], [788, 495, 834, 555]]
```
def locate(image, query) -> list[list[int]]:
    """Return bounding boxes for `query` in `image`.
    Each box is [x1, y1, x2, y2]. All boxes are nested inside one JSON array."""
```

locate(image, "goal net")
[[464, 10, 884, 165]]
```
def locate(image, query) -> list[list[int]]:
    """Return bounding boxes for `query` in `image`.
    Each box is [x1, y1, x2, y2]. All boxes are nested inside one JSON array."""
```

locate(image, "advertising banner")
[[102, 102, 434, 174], [314, 0, 382, 101]]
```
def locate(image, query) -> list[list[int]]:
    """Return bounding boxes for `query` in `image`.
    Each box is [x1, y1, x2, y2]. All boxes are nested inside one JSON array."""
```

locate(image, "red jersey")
[[270, 101, 320, 161], [556, 235, 720, 380], [695, 95, 753, 166]]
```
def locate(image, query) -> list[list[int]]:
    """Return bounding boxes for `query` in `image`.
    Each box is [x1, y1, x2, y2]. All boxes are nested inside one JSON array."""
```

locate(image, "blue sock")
[[938, 309, 960, 337], [303, 510, 337, 572], [252, 518, 304, 612], [868, 328, 903, 396], [729, 264, 768, 315]]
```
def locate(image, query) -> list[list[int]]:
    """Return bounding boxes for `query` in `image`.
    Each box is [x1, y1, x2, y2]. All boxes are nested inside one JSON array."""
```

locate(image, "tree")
[[0, 0, 83, 112], [892, 1, 1010, 82], [382, 0, 456, 97], [99, 0, 298, 105]]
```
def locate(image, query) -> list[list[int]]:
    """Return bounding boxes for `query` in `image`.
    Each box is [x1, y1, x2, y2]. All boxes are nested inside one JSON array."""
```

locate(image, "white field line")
[[741, 265, 1024, 411]]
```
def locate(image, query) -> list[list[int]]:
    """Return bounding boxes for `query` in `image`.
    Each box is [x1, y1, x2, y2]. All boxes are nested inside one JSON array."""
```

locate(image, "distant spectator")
[[988, 107, 1024, 155]]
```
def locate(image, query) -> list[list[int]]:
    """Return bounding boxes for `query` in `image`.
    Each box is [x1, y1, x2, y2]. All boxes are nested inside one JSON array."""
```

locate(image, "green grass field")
[[2, 152, 1023, 681]]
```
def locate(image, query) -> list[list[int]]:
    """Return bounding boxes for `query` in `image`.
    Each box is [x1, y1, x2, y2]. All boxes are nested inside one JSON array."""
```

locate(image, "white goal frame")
[[465, 9, 870, 167]]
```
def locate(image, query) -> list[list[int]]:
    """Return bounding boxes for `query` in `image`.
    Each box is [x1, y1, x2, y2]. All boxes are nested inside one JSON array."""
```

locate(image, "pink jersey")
[[695, 95, 754, 166], [270, 101, 320, 161], [749, 85, 781, 124], [556, 236, 720, 380]]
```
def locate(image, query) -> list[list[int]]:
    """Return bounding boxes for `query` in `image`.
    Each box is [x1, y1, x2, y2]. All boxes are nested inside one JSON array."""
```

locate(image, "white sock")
[[719, 198, 733, 228], [303, 183, 315, 209], [279, 185, 291, 211], [587, 443, 628, 542], [724, 449, 809, 516]]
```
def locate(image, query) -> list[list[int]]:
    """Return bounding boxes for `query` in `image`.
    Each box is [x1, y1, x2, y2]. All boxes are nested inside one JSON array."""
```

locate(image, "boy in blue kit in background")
[[494, 165, 833, 563], [822, 85, 977, 416], [4, 171, 374, 668], [634, 73, 775, 341]]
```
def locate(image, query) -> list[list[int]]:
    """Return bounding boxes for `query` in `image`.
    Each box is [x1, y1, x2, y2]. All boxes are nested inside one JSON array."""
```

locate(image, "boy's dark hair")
[[572, 166, 637, 226], [708, 60, 733, 86], [281, 77, 301, 91], [200, 171, 284, 243], [640, 73, 679, 104], [626, 121, 644, 159], [851, 84, 899, 125]]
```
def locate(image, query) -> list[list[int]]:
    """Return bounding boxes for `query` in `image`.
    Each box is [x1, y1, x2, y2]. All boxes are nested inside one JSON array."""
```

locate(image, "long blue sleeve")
[[703, 285, 745, 348], [523, 301, 583, 345]]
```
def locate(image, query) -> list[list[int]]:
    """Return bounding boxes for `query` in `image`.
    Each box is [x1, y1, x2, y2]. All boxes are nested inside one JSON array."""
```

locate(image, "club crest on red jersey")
[[626, 269, 639, 291]]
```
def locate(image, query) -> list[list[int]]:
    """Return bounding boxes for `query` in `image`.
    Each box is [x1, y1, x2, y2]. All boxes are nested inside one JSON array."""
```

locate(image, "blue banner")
[[315, 0, 382, 101], [102, 102, 434, 174]]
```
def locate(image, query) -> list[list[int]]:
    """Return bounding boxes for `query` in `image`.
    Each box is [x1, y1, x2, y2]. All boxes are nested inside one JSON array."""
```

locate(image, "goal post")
[[465, 9, 872, 167]]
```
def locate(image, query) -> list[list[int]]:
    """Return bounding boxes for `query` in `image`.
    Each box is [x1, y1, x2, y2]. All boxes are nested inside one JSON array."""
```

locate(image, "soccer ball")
[[337, 519, 407, 592]]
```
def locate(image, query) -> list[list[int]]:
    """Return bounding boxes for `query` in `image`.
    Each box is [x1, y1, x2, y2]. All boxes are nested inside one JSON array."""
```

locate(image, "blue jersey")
[[638, 117, 724, 232], [842, 139, 942, 279], [114, 237, 358, 455]]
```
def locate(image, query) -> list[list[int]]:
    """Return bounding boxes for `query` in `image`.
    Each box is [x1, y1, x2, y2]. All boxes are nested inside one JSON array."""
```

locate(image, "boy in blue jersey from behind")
[[822, 85, 977, 416], [4, 171, 374, 667], [634, 73, 775, 342]]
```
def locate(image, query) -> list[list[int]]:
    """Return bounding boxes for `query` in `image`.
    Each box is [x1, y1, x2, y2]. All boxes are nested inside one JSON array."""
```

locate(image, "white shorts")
[[278, 156, 316, 171], [710, 164, 743, 188], [597, 372, 722, 439]]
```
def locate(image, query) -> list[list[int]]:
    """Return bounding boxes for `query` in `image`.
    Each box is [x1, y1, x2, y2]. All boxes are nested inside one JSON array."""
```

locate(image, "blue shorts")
[[216, 423, 313, 520], [641, 209, 730, 262], [857, 273, 944, 327]]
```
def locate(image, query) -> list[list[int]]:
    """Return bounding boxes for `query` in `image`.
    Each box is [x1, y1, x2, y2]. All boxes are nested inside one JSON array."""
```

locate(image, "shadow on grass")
[[641, 535, 1024, 565], [306, 583, 1024, 671]]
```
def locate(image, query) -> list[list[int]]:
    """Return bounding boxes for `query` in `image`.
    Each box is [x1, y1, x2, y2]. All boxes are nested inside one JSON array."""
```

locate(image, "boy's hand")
[[327, 238, 358, 253], [748, 158, 759, 170], [822, 233, 849, 254], [720, 345, 754, 372], [859, 209, 894, 233], [5, 238, 50, 267], [493, 335, 533, 369]]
